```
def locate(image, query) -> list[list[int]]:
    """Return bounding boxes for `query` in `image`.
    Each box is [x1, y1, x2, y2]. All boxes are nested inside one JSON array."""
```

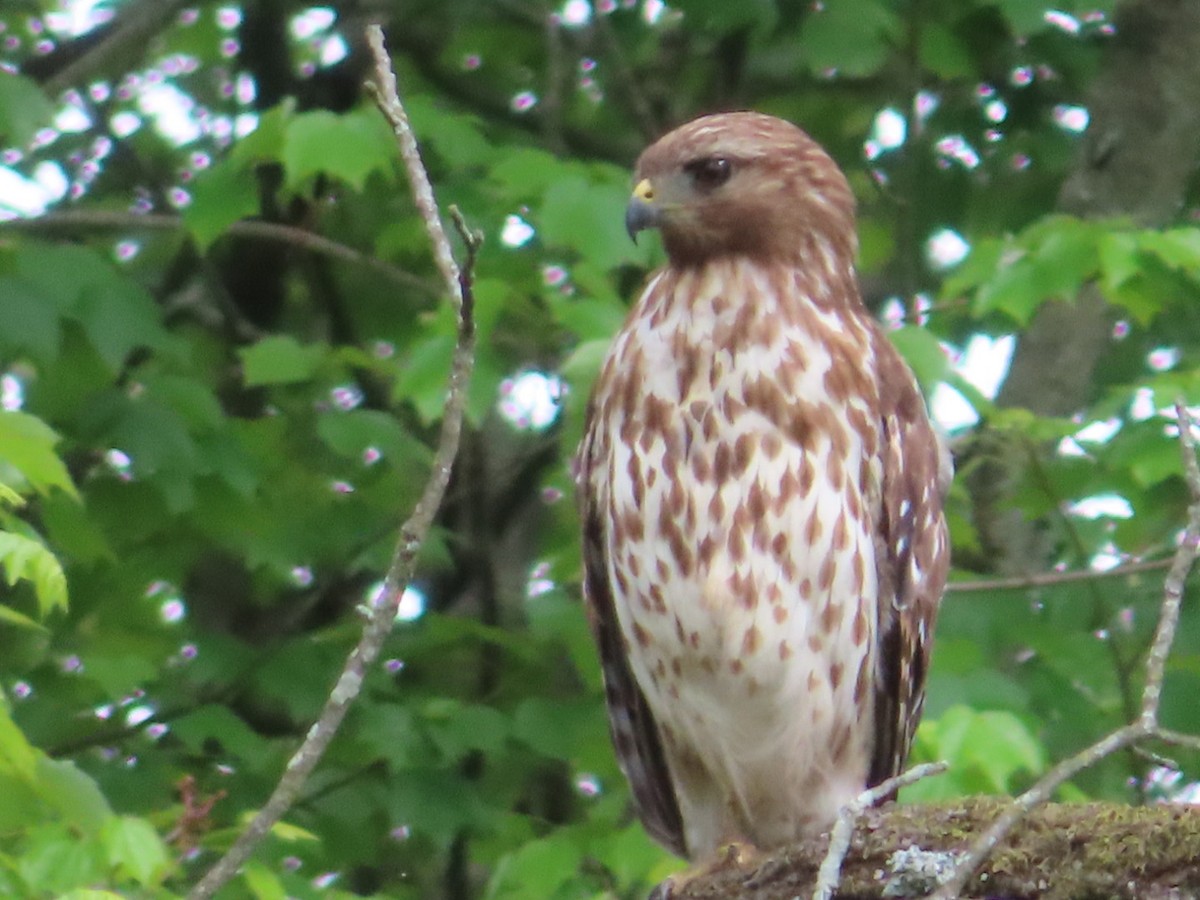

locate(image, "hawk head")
[[625, 111, 857, 268]]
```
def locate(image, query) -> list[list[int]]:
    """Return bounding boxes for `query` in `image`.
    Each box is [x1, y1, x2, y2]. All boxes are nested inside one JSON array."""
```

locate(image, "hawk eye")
[[684, 156, 732, 190]]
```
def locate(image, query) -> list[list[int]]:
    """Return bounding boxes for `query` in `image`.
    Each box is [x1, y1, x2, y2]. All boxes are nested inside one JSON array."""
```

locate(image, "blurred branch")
[[542, 13, 567, 154], [378, 22, 639, 163], [185, 24, 479, 900], [590, 3, 660, 139], [24, 0, 192, 97], [946, 556, 1172, 593], [0, 211, 440, 298], [1023, 437, 1141, 734]]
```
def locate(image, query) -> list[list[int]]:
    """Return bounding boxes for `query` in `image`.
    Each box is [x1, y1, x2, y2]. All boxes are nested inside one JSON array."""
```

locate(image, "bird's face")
[[625, 111, 857, 268]]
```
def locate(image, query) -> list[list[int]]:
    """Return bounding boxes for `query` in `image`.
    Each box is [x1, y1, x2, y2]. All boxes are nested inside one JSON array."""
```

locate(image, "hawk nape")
[[575, 112, 950, 877]]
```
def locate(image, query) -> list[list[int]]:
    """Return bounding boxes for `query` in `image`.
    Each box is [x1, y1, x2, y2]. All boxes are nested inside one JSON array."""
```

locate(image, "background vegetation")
[[1, 0, 1200, 897]]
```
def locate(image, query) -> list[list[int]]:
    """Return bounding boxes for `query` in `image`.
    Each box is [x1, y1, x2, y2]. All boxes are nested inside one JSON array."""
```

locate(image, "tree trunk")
[[972, 0, 1200, 575]]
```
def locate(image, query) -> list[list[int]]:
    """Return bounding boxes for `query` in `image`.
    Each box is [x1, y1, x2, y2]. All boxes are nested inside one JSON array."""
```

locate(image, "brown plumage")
[[575, 112, 950, 861]]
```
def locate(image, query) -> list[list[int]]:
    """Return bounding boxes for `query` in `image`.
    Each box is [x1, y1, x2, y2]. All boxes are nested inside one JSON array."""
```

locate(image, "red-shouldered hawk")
[[575, 112, 951, 867]]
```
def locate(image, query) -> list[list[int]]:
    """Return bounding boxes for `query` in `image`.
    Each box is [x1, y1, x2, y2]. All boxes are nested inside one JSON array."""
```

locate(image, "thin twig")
[[810, 762, 948, 900], [186, 25, 478, 900], [945, 557, 1171, 593], [365, 27, 465, 317], [590, 2, 660, 140], [928, 398, 1200, 900], [541, 12, 567, 154], [1023, 438, 1143, 753], [34, 0, 191, 97], [1154, 727, 1200, 752], [1140, 401, 1200, 725], [0, 211, 439, 298]]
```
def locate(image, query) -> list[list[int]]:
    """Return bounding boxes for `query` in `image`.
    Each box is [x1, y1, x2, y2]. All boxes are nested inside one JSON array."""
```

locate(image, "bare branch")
[[365, 26, 465, 318], [1154, 727, 1200, 753], [946, 556, 1172, 593], [186, 25, 478, 900], [0, 211, 439, 298], [1140, 401, 1200, 725], [810, 762, 948, 900]]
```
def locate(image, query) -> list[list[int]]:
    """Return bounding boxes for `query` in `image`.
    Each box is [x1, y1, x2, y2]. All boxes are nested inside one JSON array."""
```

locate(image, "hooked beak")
[[625, 178, 660, 242]]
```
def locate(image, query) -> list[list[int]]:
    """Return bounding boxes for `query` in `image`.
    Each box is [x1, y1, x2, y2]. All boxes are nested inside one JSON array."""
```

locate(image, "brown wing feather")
[[868, 338, 951, 786], [577, 424, 686, 857]]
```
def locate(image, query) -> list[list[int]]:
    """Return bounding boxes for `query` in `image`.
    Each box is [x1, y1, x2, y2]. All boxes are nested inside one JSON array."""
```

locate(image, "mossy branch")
[[673, 798, 1200, 899]]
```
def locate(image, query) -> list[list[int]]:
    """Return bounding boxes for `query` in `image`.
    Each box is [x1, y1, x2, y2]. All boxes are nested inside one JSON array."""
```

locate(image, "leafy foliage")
[[0, 0, 1197, 897]]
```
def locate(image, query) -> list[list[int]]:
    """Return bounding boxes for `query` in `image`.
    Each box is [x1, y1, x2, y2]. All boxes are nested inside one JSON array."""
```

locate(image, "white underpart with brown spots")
[[589, 257, 886, 856]]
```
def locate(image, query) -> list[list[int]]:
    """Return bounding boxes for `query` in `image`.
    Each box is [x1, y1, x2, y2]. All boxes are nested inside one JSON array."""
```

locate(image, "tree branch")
[[945, 557, 1172, 593], [22, 0, 192, 97], [0, 211, 439, 299], [185, 25, 478, 900]]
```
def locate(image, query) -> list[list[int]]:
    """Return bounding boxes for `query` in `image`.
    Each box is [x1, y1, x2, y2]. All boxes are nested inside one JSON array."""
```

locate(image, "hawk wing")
[[577, 416, 686, 858], [868, 338, 952, 786]]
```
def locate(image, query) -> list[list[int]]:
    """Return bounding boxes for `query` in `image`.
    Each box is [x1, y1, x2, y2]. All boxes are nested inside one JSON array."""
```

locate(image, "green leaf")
[[317, 409, 429, 469], [394, 332, 457, 424], [887, 326, 950, 391], [0, 72, 55, 148], [284, 106, 395, 190], [40, 491, 112, 565], [0, 531, 67, 617], [1098, 231, 1141, 293], [406, 95, 493, 168], [0, 275, 62, 361], [17, 826, 104, 894], [0, 411, 77, 498], [423, 701, 509, 760], [242, 861, 288, 900], [921, 705, 1045, 793], [353, 706, 421, 766], [102, 398, 200, 485], [489, 147, 564, 198], [798, 0, 899, 77], [101, 816, 170, 886], [993, 0, 1055, 34], [919, 23, 974, 79], [539, 176, 635, 271], [0, 705, 38, 781], [183, 160, 261, 249], [487, 832, 584, 900], [231, 101, 294, 167], [390, 767, 497, 841], [34, 756, 114, 835], [0, 603, 47, 630], [74, 280, 168, 374], [172, 705, 271, 767], [1029, 218, 1100, 295], [511, 698, 599, 760], [266, 819, 318, 842], [240, 336, 327, 386]]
